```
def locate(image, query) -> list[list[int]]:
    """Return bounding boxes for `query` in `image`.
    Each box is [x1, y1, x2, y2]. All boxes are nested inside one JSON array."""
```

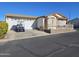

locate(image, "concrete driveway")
[[0, 30, 49, 42], [0, 31, 79, 57], [14, 30, 49, 40]]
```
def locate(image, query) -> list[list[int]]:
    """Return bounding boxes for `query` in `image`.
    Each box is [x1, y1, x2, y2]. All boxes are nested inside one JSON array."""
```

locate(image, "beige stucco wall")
[[57, 20, 66, 26], [47, 16, 57, 29]]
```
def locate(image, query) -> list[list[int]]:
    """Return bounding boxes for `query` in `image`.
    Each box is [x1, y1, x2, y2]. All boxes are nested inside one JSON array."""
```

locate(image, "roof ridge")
[[5, 13, 38, 17]]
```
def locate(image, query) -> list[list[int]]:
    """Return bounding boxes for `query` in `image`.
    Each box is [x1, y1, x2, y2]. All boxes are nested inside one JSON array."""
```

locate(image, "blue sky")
[[0, 2, 79, 21]]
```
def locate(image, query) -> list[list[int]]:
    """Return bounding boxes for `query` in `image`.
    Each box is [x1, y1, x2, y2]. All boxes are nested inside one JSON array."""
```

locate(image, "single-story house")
[[5, 13, 73, 32]]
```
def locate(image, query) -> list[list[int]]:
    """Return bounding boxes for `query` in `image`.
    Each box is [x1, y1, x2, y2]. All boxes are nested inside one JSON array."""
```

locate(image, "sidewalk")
[[0, 31, 16, 43]]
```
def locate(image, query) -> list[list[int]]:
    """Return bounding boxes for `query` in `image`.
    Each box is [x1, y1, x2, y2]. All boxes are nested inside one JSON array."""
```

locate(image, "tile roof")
[[49, 13, 68, 20], [5, 14, 38, 19]]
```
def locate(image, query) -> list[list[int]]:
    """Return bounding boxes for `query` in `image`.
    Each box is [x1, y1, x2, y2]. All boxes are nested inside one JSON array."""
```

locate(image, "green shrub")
[[0, 21, 8, 39]]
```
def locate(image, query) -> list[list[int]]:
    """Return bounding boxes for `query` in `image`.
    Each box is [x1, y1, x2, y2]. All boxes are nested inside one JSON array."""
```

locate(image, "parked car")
[[16, 24, 25, 32], [11, 24, 25, 32]]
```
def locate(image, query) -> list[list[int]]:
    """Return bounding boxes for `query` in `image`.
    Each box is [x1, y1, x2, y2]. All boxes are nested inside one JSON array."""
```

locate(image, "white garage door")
[[24, 20, 35, 30]]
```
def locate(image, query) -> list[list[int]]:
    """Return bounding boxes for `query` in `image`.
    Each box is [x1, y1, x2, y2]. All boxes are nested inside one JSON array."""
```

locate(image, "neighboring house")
[[5, 13, 73, 33], [68, 18, 79, 29]]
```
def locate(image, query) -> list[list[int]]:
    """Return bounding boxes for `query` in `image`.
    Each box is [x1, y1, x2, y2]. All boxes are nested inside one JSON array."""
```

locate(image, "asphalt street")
[[0, 32, 79, 57]]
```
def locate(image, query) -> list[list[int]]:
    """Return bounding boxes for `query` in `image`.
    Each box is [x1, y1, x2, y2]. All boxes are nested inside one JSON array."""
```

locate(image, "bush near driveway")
[[0, 21, 8, 39]]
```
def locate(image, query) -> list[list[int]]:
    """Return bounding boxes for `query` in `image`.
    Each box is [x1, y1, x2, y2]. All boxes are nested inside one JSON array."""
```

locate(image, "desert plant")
[[0, 21, 8, 39]]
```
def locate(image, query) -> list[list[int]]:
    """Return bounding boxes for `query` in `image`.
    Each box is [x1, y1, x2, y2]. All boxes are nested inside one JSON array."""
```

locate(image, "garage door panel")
[[24, 20, 35, 30]]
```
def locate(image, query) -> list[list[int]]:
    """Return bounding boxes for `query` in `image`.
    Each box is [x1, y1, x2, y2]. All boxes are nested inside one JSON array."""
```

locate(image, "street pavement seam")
[[47, 47, 66, 57], [19, 44, 66, 57], [69, 44, 79, 47], [18, 41, 69, 57]]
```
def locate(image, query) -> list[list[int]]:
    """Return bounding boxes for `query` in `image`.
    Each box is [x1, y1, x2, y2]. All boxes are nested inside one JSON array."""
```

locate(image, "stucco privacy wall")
[[6, 17, 37, 30]]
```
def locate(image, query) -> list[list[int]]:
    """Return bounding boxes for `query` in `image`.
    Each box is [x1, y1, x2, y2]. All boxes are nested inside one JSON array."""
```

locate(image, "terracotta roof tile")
[[49, 13, 68, 20]]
